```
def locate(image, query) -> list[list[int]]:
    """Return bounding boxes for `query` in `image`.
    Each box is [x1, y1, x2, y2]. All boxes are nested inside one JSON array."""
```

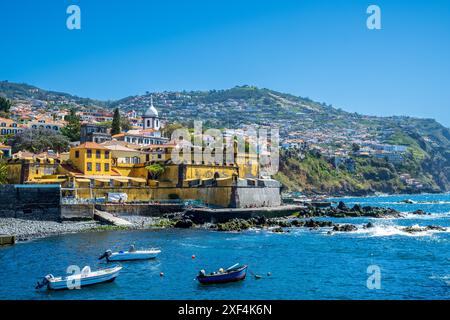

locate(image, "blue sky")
[[0, 0, 449, 126]]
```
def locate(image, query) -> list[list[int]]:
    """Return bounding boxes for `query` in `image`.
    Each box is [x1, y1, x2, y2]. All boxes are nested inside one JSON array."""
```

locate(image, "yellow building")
[[6, 151, 64, 184], [69, 142, 112, 175]]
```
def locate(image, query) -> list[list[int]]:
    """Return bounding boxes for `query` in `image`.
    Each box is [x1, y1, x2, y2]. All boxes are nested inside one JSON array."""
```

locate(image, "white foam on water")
[[400, 212, 450, 220], [349, 223, 450, 238], [429, 274, 450, 286]]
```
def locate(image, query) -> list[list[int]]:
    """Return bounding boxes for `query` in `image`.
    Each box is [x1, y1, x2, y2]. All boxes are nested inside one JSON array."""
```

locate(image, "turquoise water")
[[1, 194, 450, 300]]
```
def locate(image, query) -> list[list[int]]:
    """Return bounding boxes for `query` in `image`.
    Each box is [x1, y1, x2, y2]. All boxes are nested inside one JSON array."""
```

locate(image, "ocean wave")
[[331, 223, 449, 238], [429, 274, 450, 286], [399, 212, 450, 220]]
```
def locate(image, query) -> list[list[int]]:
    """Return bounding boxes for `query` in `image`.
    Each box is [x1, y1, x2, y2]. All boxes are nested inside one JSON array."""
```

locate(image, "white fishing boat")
[[99, 245, 161, 262], [36, 265, 122, 290]]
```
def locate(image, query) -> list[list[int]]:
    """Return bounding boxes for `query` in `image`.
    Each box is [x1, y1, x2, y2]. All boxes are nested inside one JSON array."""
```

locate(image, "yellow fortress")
[[5, 103, 281, 208]]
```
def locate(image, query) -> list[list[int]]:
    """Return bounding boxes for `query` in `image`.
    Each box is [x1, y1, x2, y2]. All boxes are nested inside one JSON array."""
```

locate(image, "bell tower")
[[142, 95, 160, 130]]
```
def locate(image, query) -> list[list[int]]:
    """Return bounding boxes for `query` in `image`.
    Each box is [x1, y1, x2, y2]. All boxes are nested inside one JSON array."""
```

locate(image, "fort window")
[[75, 151, 79, 158], [96, 150, 101, 159], [87, 162, 92, 171], [96, 163, 101, 172], [104, 163, 110, 172], [87, 149, 92, 158], [105, 151, 110, 159]]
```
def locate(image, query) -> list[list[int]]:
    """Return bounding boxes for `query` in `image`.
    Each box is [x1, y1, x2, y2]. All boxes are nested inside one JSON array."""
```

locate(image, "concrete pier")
[[186, 205, 305, 223], [94, 209, 133, 227], [0, 234, 15, 246]]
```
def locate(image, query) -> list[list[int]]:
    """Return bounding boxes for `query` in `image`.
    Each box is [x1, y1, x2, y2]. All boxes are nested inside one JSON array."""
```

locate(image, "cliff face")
[[275, 150, 446, 196]]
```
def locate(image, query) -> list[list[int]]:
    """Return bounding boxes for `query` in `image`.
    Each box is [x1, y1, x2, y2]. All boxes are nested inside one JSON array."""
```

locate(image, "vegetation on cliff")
[[275, 149, 441, 196]]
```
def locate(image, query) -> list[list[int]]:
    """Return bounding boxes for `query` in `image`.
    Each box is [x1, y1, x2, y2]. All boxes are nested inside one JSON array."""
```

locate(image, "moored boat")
[[99, 246, 161, 262], [36, 265, 122, 290], [197, 264, 248, 284]]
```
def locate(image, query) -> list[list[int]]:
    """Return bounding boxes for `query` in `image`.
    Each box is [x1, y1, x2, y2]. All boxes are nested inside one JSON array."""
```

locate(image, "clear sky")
[[0, 0, 449, 126]]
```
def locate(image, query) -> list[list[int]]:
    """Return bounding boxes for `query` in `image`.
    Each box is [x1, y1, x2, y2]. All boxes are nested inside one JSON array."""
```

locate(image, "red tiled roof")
[[72, 142, 107, 150]]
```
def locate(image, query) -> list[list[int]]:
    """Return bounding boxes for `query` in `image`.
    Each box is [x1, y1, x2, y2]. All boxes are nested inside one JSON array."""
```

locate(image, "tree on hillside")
[[161, 122, 184, 138], [61, 109, 81, 142], [120, 117, 132, 132], [0, 97, 12, 118], [0, 96, 11, 113], [9, 128, 69, 153], [111, 108, 121, 135]]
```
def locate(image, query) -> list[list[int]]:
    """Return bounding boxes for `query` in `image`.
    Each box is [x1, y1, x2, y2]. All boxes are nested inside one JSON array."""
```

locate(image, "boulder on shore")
[[215, 219, 252, 232], [332, 224, 358, 232], [174, 219, 194, 228], [401, 225, 447, 233], [337, 201, 349, 211]]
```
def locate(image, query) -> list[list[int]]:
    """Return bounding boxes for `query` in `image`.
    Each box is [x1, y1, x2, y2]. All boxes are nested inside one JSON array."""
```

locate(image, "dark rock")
[[277, 220, 292, 228], [304, 219, 333, 229], [291, 219, 304, 227], [351, 204, 363, 212], [174, 219, 193, 228], [412, 210, 428, 215], [216, 219, 252, 232], [364, 222, 374, 229], [401, 225, 446, 233], [425, 225, 446, 231], [272, 227, 284, 233], [255, 216, 267, 225], [337, 201, 349, 211], [332, 224, 357, 232]]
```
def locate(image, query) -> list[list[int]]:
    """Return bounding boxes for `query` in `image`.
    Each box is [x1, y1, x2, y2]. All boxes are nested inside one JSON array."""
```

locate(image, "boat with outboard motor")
[[99, 245, 161, 262], [36, 265, 122, 290]]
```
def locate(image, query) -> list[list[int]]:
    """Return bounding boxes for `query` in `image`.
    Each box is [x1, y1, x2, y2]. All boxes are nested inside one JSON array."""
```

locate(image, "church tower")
[[142, 95, 160, 130]]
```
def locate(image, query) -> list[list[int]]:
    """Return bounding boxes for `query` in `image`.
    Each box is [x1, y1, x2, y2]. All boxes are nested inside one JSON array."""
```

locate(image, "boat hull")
[[106, 250, 161, 262], [197, 265, 248, 284], [47, 266, 122, 290]]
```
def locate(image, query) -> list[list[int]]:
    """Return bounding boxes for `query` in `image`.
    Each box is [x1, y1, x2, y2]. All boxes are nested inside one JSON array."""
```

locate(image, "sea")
[[1, 193, 450, 300]]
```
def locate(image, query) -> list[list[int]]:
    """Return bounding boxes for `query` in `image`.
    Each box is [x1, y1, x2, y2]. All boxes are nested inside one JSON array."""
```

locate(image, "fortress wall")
[[0, 184, 61, 220]]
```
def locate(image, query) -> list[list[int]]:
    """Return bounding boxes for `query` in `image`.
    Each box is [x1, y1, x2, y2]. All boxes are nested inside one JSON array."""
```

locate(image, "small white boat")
[[99, 246, 161, 262], [36, 265, 122, 290]]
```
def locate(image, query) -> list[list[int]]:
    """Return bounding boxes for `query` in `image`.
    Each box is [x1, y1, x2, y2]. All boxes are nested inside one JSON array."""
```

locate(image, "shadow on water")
[[195, 280, 247, 291]]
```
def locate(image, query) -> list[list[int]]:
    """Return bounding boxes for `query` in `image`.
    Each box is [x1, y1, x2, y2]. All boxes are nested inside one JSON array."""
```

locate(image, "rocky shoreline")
[[0, 202, 445, 243], [0, 215, 161, 242], [165, 201, 444, 234]]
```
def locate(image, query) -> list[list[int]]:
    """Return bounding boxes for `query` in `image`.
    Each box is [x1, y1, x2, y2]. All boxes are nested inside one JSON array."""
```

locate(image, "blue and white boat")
[[99, 246, 161, 262], [36, 265, 122, 290], [197, 264, 248, 284]]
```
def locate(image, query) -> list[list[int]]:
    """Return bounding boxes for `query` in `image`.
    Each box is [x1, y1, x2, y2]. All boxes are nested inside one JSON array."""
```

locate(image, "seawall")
[[95, 203, 184, 216], [0, 184, 61, 220]]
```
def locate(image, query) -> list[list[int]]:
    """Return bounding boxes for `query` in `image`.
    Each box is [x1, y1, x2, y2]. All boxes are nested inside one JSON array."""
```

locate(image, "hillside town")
[[0, 83, 445, 195]]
